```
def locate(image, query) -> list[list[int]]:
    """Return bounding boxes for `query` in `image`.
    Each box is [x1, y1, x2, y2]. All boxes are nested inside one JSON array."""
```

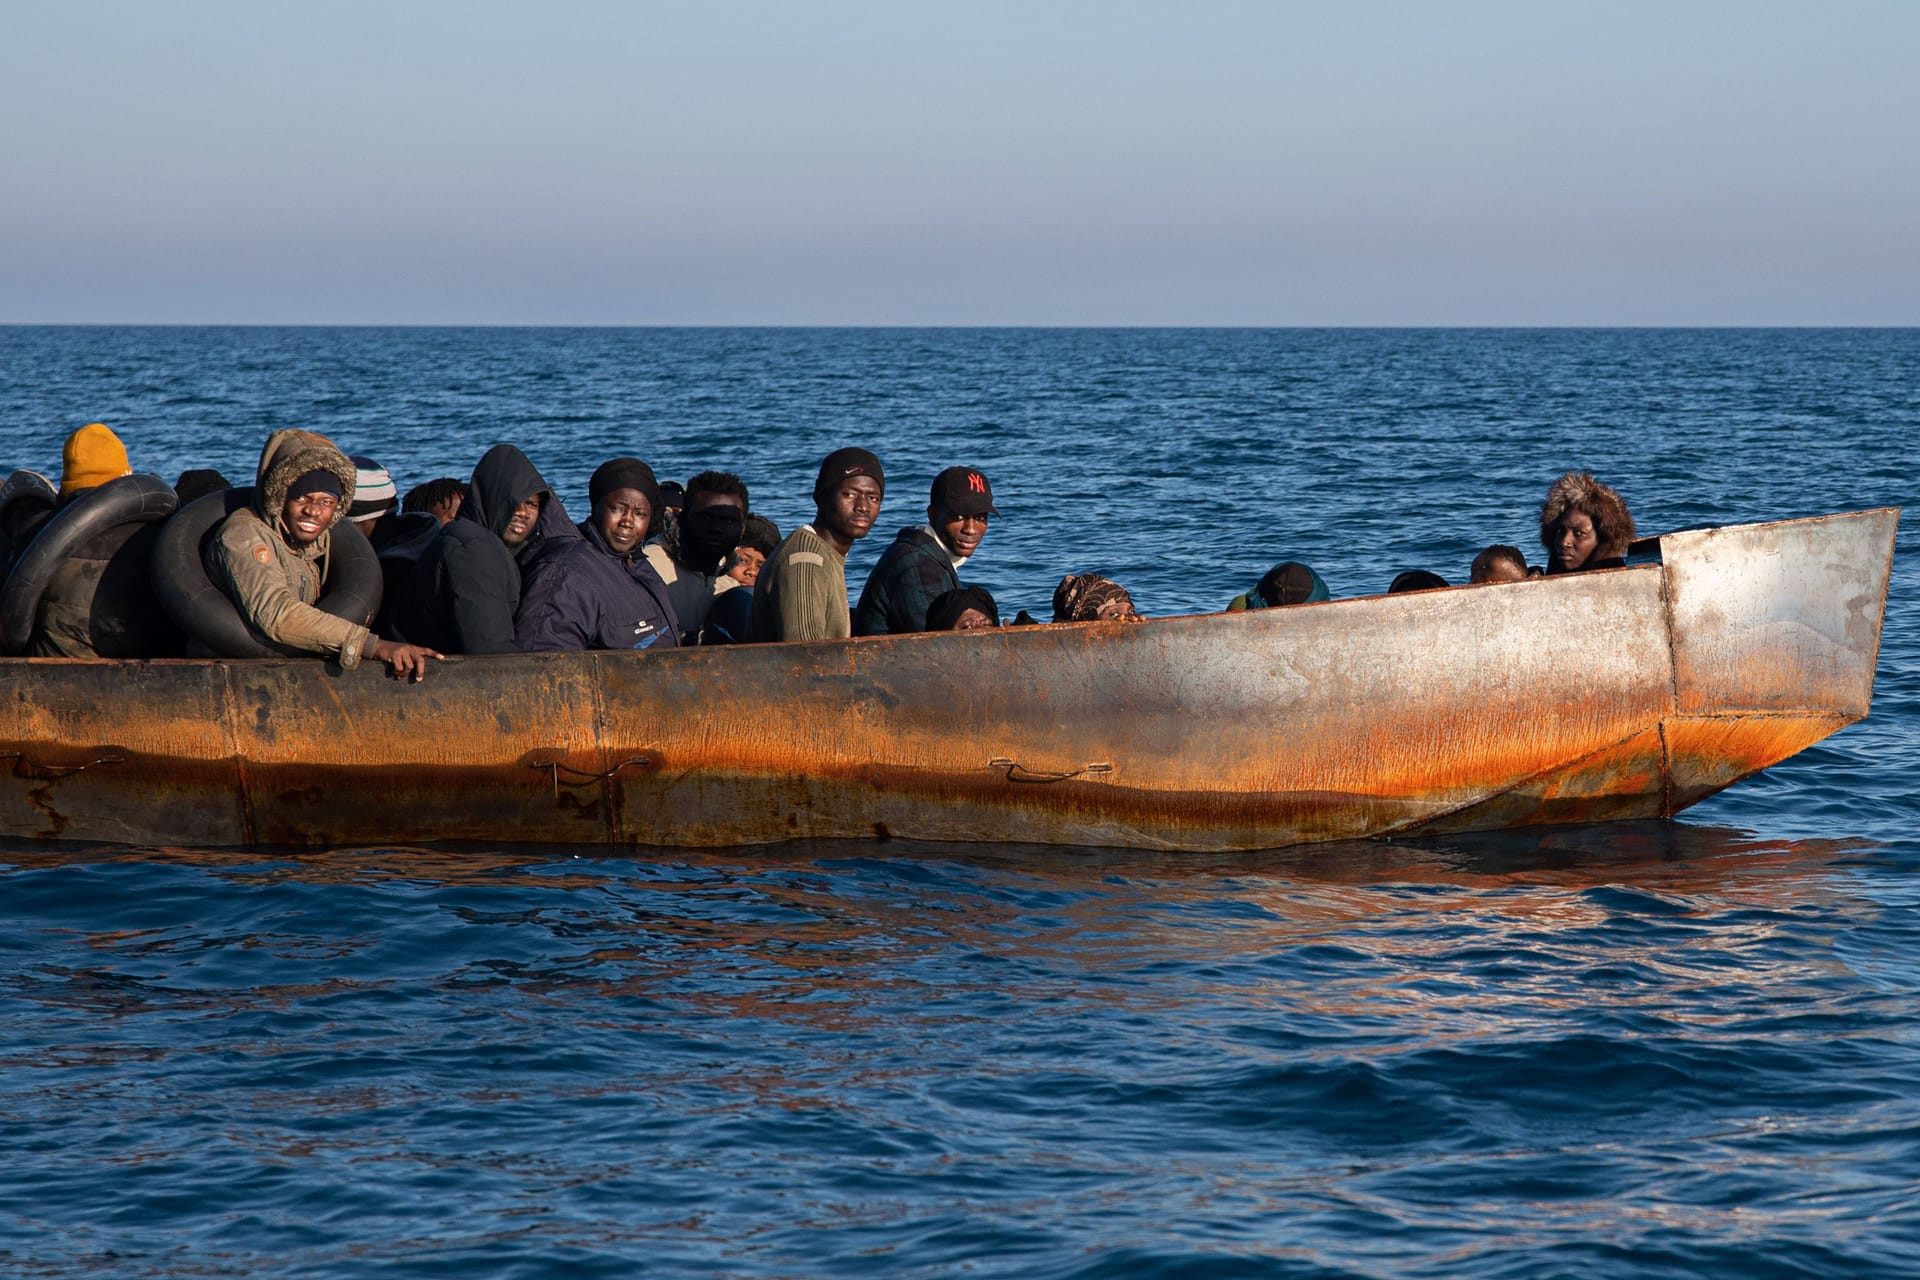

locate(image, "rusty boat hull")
[[0, 508, 1898, 852]]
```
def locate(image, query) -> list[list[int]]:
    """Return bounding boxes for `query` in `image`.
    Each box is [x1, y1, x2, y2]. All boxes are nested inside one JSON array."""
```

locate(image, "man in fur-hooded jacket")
[[205, 429, 439, 678]]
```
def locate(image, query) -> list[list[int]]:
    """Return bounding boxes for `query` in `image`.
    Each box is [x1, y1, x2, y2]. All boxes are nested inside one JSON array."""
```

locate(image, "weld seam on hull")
[[1375, 722, 1662, 839], [218, 662, 258, 846], [1657, 719, 1673, 818], [586, 653, 616, 845], [1656, 548, 1681, 818]]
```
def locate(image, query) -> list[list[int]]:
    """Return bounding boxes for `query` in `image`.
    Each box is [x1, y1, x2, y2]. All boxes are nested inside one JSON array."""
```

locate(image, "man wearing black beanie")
[[746, 448, 884, 643], [514, 457, 678, 653]]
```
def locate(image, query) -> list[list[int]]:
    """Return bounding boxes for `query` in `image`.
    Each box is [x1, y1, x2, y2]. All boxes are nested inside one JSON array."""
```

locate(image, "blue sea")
[[2, 327, 1916, 1278]]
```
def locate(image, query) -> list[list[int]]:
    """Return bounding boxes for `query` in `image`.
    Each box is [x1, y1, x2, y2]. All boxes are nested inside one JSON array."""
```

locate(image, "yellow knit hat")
[[60, 423, 132, 493]]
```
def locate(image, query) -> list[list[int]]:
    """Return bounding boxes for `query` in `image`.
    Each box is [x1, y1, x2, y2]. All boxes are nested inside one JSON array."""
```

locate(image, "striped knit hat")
[[348, 455, 398, 520]]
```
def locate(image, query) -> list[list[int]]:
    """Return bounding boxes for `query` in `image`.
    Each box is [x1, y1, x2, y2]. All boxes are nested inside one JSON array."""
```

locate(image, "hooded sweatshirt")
[[391, 444, 566, 654], [364, 509, 442, 636], [203, 429, 370, 661]]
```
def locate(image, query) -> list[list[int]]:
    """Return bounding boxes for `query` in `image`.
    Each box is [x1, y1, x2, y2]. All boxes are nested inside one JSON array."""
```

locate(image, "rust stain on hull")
[[1396, 726, 1669, 839], [0, 508, 1898, 852], [1662, 713, 1856, 813]]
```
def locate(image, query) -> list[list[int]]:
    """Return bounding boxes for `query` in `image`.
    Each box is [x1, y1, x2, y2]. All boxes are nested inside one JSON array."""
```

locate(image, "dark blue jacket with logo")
[[513, 518, 680, 653]]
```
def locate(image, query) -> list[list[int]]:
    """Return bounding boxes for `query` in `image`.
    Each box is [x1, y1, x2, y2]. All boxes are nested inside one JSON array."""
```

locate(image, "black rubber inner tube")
[[0, 473, 179, 656], [151, 487, 383, 658]]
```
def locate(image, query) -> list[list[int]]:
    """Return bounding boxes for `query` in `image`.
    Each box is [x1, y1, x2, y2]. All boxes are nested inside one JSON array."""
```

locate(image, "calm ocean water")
[[2, 327, 1916, 1278]]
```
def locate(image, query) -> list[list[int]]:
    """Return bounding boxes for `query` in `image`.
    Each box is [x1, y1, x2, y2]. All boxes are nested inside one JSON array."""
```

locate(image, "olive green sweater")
[[745, 524, 849, 643]]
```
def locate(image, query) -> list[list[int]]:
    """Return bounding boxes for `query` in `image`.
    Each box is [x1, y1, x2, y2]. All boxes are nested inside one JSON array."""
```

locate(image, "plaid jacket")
[[852, 526, 959, 635]]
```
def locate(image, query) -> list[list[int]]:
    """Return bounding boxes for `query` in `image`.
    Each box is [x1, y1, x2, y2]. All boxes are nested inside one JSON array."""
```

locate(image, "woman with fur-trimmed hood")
[[205, 429, 439, 678], [1540, 471, 1634, 575]]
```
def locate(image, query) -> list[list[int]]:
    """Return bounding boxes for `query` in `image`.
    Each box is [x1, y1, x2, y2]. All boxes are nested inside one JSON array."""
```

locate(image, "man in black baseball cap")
[[853, 465, 998, 636], [746, 447, 885, 643]]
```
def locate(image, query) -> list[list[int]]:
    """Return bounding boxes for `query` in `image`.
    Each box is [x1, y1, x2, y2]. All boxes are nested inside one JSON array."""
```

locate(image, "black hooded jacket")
[[391, 445, 573, 653], [366, 509, 443, 637]]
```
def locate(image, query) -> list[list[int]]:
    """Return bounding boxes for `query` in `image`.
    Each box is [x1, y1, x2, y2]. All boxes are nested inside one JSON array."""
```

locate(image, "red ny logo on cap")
[[967, 472, 986, 492]]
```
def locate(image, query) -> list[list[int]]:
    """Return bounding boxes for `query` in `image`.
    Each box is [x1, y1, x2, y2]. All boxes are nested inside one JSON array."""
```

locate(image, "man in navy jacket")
[[514, 458, 679, 653]]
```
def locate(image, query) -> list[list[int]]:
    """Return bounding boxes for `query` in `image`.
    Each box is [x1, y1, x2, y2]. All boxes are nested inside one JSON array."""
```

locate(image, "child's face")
[[727, 545, 767, 585], [1484, 558, 1526, 583]]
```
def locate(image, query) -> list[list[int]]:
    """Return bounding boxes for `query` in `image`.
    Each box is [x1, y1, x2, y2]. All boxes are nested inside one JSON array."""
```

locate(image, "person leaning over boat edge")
[[1541, 471, 1634, 574], [391, 443, 573, 654], [852, 465, 998, 636], [746, 447, 884, 643], [204, 429, 439, 679], [514, 458, 680, 653]]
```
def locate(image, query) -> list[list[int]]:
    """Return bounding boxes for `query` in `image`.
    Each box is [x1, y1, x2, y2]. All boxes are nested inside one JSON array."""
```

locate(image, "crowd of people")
[[0, 423, 1637, 678]]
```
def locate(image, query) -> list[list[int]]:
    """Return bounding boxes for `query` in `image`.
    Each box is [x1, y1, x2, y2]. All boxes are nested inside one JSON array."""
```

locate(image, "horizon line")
[[4, 321, 1918, 332]]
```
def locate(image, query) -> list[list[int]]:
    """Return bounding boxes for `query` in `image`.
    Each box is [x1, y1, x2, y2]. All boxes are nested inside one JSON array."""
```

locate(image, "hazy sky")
[[4, 1, 1917, 325]]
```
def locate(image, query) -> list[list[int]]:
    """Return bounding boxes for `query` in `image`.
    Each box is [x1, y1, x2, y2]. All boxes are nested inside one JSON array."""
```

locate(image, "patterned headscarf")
[[1052, 573, 1135, 623]]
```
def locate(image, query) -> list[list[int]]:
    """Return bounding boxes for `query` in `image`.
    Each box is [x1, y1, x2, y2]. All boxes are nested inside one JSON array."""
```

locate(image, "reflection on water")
[[4, 824, 1917, 1277]]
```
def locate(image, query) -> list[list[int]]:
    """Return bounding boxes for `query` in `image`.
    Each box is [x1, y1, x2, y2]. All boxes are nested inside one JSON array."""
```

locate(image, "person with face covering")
[[391, 443, 574, 654], [642, 470, 747, 644], [853, 466, 998, 636], [1540, 471, 1635, 575], [514, 458, 680, 653], [1052, 573, 1142, 623], [746, 448, 884, 643], [205, 429, 438, 677]]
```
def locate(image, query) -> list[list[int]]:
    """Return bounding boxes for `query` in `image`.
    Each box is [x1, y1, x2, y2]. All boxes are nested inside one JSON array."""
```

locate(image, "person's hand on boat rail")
[[368, 637, 442, 681]]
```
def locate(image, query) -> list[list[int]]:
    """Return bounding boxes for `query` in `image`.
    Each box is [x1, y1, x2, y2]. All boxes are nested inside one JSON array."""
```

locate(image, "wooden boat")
[[0, 508, 1898, 852]]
